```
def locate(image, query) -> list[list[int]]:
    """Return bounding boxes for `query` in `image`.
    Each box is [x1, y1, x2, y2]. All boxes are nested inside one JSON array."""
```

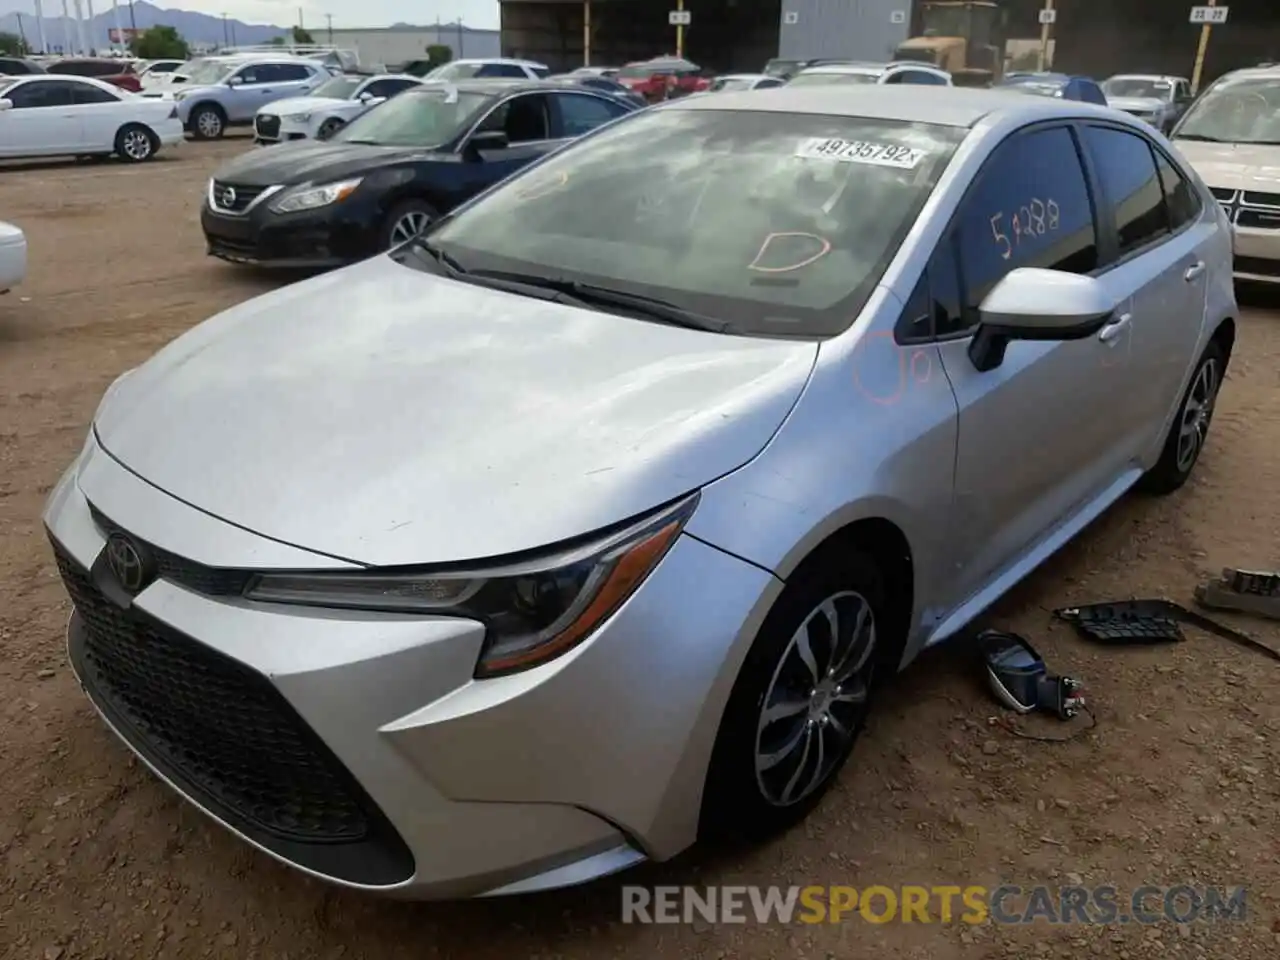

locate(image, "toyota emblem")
[[221, 186, 237, 208], [105, 532, 152, 594]]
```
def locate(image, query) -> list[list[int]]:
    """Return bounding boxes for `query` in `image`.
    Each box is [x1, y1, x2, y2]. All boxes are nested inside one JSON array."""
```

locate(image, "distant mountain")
[[0, 1, 288, 53]]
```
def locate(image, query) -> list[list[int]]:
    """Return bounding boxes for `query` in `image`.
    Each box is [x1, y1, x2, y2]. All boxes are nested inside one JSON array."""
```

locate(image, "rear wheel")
[[1137, 340, 1225, 495], [189, 105, 225, 140], [115, 123, 157, 163], [700, 546, 892, 842]]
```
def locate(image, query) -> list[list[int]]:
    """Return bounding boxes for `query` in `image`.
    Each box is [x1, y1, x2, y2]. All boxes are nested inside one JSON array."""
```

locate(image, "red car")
[[616, 57, 711, 102], [47, 58, 142, 93]]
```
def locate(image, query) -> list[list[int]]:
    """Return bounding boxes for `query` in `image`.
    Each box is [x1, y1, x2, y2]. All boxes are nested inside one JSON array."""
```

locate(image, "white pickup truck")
[[0, 221, 27, 294]]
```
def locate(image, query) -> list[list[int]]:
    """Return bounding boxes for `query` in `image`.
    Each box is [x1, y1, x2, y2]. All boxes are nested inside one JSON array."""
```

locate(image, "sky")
[[4, 0, 502, 29]]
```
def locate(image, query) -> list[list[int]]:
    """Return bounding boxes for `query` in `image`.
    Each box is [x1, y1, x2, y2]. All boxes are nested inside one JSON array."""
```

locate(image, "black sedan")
[[201, 79, 640, 269]]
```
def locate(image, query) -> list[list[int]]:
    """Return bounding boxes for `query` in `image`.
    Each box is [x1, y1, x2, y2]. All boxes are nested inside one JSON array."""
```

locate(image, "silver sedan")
[[45, 85, 1235, 899]]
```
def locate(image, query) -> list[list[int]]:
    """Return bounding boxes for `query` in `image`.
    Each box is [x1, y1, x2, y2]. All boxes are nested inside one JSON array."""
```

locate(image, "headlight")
[[269, 177, 363, 213], [244, 493, 698, 678], [285, 112, 312, 122]]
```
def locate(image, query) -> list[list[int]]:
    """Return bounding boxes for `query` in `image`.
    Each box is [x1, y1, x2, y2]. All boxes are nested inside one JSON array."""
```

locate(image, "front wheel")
[[1137, 340, 1225, 495], [317, 117, 345, 139], [700, 546, 891, 842], [381, 200, 438, 250], [115, 123, 157, 163], [189, 105, 225, 140]]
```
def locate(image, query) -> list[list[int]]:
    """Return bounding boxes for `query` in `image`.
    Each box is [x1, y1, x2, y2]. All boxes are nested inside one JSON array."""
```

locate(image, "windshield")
[[329, 87, 490, 147], [313, 75, 363, 99], [710, 77, 757, 92], [1102, 77, 1172, 100], [0, 78, 17, 95], [427, 62, 483, 80], [1005, 79, 1064, 97], [1174, 76, 1280, 144], [763, 60, 801, 77], [185, 61, 235, 85], [788, 71, 880, 87], [419, 109, 961, 338]]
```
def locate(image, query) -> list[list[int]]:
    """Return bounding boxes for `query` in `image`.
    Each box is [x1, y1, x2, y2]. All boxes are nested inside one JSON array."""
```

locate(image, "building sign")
[[108, 28, 142, 42]]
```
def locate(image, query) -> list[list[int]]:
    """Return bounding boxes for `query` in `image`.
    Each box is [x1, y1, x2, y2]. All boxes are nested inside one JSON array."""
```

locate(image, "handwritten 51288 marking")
[[990, 197, 1060, 260]]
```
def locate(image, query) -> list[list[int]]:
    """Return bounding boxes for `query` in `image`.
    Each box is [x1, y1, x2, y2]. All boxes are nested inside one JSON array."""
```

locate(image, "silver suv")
[[174, 56, 330, 139]]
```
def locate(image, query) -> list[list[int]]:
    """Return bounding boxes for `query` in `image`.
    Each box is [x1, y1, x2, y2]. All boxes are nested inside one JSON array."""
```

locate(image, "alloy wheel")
[[122, 129, 152, 161], [197, 110, 222, 138], [754, 590, 877, 807], [389, 211, 432, 247], [1176, 357, 1219, 473]]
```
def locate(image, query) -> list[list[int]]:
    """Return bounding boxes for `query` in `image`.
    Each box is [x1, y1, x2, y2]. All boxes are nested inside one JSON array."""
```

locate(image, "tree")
[[0, 31, 29, 56], [292, 26, 314, 44], [269, 36, 285, 46], [425, 44, 453, 68], [129, 25, 189, 60]]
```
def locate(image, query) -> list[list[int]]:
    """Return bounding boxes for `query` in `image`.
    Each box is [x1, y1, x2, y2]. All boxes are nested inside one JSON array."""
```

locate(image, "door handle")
[[1184, 260, 1206, 282], [1098, 312, 1132, 344]]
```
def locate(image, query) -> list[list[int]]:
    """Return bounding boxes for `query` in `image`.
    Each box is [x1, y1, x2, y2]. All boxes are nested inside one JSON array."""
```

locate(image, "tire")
[[1136, 340, 1225, 496], [317, 117, 345, 139], [381, 199, 439, 250], [189, 104, 225, 141], [700, 545, 894, 843], [114, 123, 157, 163]]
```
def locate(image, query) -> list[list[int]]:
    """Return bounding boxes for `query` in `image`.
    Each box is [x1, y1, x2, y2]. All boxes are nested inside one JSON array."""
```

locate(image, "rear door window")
[[1079, 125, 1169, 257], [952, 125, 1099, 317], [1152, 148, 1201, 231]]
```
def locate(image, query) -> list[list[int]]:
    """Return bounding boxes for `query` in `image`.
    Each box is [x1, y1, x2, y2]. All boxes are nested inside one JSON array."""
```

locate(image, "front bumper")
[[1233, 226, 1280, 284], [200, 195, 379, 269], [253, 113, 313, 145], [43, 435, 777, 898], [154, 118, 185, 148]]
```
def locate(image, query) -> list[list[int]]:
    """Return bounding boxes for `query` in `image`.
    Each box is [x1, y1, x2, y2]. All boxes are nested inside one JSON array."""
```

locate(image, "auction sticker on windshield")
[[795, 137, 926, 169]]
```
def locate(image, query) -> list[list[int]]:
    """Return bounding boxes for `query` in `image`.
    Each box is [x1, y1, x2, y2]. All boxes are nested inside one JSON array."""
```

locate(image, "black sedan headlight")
[[244, 493, 698, 677]]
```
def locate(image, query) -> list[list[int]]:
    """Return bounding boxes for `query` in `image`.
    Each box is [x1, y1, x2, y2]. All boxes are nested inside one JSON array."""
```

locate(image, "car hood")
[[92, 256, 817, 567], [259, 94, 345, 116], [211, 140, 447, 186], [1107, 95, 1167, 112], [1173, 140, 1280, 191], [175, 83, 221, 99]]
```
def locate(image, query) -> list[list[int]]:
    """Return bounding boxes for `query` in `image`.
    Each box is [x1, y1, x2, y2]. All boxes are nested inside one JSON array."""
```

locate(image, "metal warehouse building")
[[325, 25, 500, 69], [499, 0, 1280, 83]]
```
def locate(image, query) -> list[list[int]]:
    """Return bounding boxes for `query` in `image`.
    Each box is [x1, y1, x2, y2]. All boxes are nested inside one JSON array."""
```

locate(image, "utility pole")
[[86, 0, 95, 54], [111, 0, 124, 53], [326, 13, 333, 44], [1190, 0, 1222, 94], [33, 0, 48, 54], [221, 12, 228, 47], [16, 13, 27, 52], [582, 0, 590, 66], [60, 0, 72, 55], [72, 0, 87, 55], [675, 0, 685, 59], [128, 0, 136, 34]]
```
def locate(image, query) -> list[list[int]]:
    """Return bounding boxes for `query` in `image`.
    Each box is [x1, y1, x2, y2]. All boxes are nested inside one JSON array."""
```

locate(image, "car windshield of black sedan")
[[420, 108, 962, 338], [327, 87, 491, 146]]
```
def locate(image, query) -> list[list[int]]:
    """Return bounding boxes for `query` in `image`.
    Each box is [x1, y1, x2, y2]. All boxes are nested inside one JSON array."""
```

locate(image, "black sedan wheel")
[[382, 200, 439, 250]]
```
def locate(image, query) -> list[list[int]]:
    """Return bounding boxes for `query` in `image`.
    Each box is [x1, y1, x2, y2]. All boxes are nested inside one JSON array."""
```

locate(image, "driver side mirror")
[[0, 98, 11, 112], [464, 129, 509, 159], [968, 268, 1118, 372], [227, 75, 243, 86]]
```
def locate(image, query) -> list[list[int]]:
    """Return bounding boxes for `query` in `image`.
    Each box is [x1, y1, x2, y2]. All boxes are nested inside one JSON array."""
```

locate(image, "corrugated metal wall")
[[779, 0, 912, 62]]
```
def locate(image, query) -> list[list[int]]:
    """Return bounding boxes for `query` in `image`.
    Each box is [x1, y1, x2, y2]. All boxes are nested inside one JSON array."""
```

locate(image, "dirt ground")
[[1, 135, 1279, 960]]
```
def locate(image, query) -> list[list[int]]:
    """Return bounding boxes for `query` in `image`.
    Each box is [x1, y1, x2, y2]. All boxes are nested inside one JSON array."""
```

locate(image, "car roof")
[[1215, 64, 1280, 81], [718, 73, 770, 81], [418, 78, 578, 96], [797, 61, 888, 75], [668, 84, 1116, 128], [1107, 73, 1184, 82], [451, 57, 548, 67]]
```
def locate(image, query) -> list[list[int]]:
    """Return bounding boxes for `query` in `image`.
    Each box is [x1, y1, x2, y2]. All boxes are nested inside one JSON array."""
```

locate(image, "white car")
[[425, 58, 550, 81], [707, 73, 787, 92], [0, 75, 183, 162], [253, 73, 423, 144], [136, 59, 187, 83], [0, 221, 26, 295], [788, 61, 954, 87]]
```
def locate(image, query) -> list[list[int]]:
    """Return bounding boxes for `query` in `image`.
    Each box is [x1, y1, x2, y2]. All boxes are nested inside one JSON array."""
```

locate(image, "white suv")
[[787, 61, 953, 87], [425, 58, 550, 81]]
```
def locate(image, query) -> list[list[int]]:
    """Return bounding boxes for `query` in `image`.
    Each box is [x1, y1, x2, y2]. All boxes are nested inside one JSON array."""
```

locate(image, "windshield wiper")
[[339, 137, 381, 144], [467, 270, 730, 332], [410, 238, 468, 276], [1174, 133, 1223, 142]]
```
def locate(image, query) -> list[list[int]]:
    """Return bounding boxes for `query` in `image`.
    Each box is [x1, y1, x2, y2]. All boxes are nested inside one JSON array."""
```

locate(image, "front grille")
[[254, 114, 281, 140], [1234, 255, 1280, 278], [52, 536, 414, 885], [88, 503, 251, 596], [1236, 208, 1280, 230], [1210, 187, 1237, 203], [209, 181, 268, 215], [1242, 190, 1280, 208]]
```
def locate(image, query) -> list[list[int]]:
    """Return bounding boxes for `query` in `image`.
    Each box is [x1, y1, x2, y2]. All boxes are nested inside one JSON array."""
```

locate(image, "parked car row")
[[45, 80, 1240, 907]]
